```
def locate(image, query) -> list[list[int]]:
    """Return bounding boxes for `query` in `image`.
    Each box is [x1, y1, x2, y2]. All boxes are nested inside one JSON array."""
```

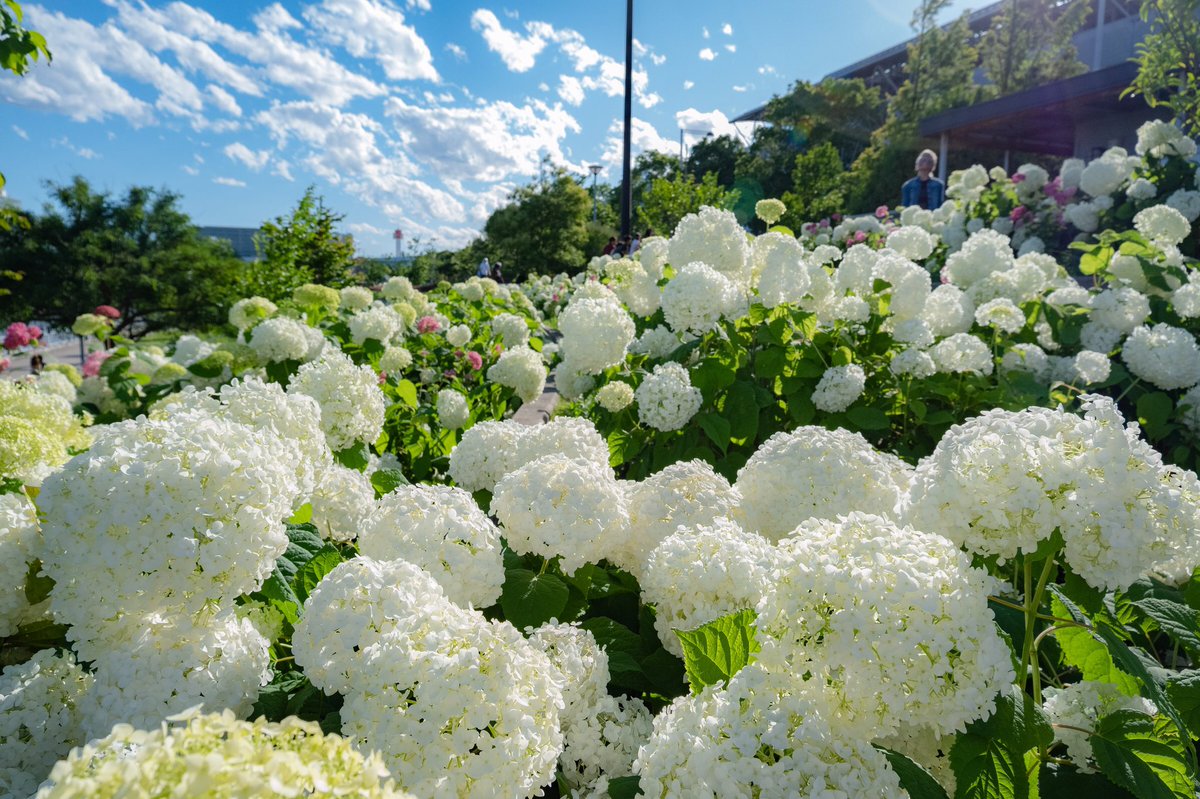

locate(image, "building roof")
[[916, 62, 1141, 155]]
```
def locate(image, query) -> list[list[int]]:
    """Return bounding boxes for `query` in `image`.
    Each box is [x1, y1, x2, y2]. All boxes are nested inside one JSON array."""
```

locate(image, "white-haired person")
[[901, 149, 945, 210]]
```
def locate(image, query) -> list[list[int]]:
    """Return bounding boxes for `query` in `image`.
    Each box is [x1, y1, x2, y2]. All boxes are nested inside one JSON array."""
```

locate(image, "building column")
[[938, 133, 949, 181]]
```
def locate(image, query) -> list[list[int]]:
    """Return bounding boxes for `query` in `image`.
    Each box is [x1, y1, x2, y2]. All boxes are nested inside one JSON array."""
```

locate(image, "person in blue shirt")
[[901, 149, 945, 210]]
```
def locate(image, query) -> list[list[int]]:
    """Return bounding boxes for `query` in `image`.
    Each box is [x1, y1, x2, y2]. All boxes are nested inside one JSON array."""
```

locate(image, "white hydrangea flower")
[[606, 258, 663, 318], [661, 261, 745, 335], [635, 362, 703, 432], [492, 454, 628, 576], [1073, 350, 1112, 384], [1046, 285, 1092, 307], [750, 231, 805, 289], [449, 420, 532, 492], [310, 463, 376, 542], [1133, 204, 1192, 246], [528, 622, 610, 715], [629, 325, 682, 360], [890, 348, 937, 378], [1000, 343, 1050, 381], [0, 491, 38, 638], [887, 225, 937, 260], [0, 650, 93, 799], [733, 427, 911, 541], [596, 380, 635, 412], [32, 370, 77, 404], [339, 285, 374, 311], [975, 297, 1026, 333], [444, 323, 472, 348], [755, 198, 786, 225], [874, 253, 932, 321], [756, 246, 816, 308], [554, 358, 597, 401], [930, 333, 994, 376], [349, 304, 405, 346], [487, 345, 547, 403], [811, 364, 866, 412], [359, 484, 504, 608], [559, 693, 652, 796], [941, 229, 1014, 289], [1136, 119, 1198, 159], [619, 460, 742, 579], [559, 298, 636, 374], [248, 317, 312, 363], [379, 345, 413, 374], [758, 513, 1014, 738], [635, 664, 906, 797], [668, 206, 752, 289], [491, 313, 530, 347], [436, 388, 470, 429], [1079, 320, 1125, 353], [638, 236, 670, 280], [38, 709, 408, 799], [641, 518, 779, 656], [1126, 178, 1158, 201], [921, 284, 975, 337], [1080, 148, 1132, 197], [1043, 682, 1158, 773], [1063, 200, 1101, 232], [1122, 323, 1200, 390], [1179, 384, 1200, 438], [1166, 188, 1200, 222], [228, 296, 277, 331], [382, 274, 417, 302], [289, 350, 386, 452]]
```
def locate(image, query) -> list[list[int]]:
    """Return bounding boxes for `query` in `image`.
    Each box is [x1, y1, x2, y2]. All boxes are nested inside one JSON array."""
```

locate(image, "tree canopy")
[[1126, 0, 1200, 135], [244, 186, 356, 300], [483, 167, 593, 279], [0, 177, 248, 335]]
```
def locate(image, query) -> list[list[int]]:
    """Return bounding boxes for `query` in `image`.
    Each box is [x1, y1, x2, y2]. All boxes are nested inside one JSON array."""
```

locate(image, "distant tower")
[[393, 228, 403, 258]]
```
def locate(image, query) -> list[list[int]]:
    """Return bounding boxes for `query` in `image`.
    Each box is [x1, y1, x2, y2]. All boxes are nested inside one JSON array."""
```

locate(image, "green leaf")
[[395, 378, 418, 409], [877, 747, 949, 799], [673, 608, 760, 693], [1090, 711, 1193, 799], [1130, 596, 1200, 662], [754, 346, 788, 379], [277, 524, 328, 581], [1051, 594, 1140, 696], [287, 503, 312, 525], [333, 442, 370, 472], [949, 685, 1053, 799], [691, 358, 737, 394], [832, 345, 854, 366], [606, 775, 641, 799], [1136, 392, 1174, 435], [23, 559, 53, 605], [582, 617, 645, 659], [846, 405, 889, 430], [1165, 671, 1200, 738], [292, 544, 342, 605], [1039, 763, 1137, 796], [695, 412, 731, 452], [724, 381, 759, 443], [500, 569, 569, 631], [1080, 245, 1113, 275], [369, 468, 408, 498]]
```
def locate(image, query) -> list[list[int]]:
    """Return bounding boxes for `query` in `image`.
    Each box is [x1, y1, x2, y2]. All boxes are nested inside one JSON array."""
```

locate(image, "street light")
[[588, 164, 602, 221]]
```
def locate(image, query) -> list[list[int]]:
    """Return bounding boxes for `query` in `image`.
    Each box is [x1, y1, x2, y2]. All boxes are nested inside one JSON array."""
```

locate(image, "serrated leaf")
[[395, 378, 418, 409], [500, 569, 569, 631], [1130, 597, 1200, 662], [277, 524, 327, 581], [606, 775, 641, 799], [1165, 671, 1200, 739], [674, 608, 760, 693], [369, 467, 408, 498], [950, 685, 1053, 799], [1089, 711, 1193, 799], [846, 405, 889, 430], [1039, 762, 1137, 796], [292, 544, 342, 605], [878, 747, 950, 799], [582, 617, 644, 657], [695, 412, 731, 452], [287, 503, 312, 525], [1052, 595, 1141, 696], [333, 442, 369, 472], [23, 559, 53, 604], [724, 381, 758, 443]]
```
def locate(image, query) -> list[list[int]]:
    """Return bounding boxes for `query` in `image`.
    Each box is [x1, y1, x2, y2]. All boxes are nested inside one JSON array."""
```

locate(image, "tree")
[[979, 0, 1088, 97], [483, 168, 592, 279], [1126, 0, 1200, 135], [685, 135, 742, 187], [1, 0, 50, 233], [0, 177, 248, 335], [246, 187, 356, 299], [630, 150, 681, 213], [781, 143, 848, 227], [636, 172, 740, 235]]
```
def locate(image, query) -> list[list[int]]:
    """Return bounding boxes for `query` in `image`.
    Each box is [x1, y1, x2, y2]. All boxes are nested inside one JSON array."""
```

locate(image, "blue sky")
[[1, 0, 957, 255]]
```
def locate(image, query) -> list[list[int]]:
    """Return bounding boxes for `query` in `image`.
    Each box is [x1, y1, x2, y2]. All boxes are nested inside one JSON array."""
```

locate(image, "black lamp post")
[[619, 0, 633, 238]]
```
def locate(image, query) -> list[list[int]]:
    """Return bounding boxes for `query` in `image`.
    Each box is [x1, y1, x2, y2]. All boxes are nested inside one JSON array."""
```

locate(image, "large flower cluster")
[[0, 381, 91, 486], [660, 262, 745, 335], [0, 492, 39, 638], [289, 350, 386, 452], [293, 557, 564, 797], [487, 345, 547, 404], [558, 297, 636, 374], [635, 362, 702, 432], [248, 316, 322, 363], [668, 206, 752, 289]]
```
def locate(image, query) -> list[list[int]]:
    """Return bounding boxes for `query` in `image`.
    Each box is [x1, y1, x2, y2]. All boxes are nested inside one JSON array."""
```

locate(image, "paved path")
[[5, 338, 88, 380], [512, 372, 560, 426]]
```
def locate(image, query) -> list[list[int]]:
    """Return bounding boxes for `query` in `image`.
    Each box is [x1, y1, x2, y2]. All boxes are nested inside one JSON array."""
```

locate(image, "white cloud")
[[254, 4, 302, 31], [702, 26, 710, 38], [651, 53, 666, 66], [347, 221, 386, 235], [11, 125, 28, 140], [272, 160, 295, 181], [224, 142, 271, 170], [213, 177, 247, 187], [182, 165, 200, 175], [675, 108, 740, 141], [206, 85, 242, 116], [725, 44, 736, 53], [600, 117, 677, 170], [303, 0, 438, 82], [758, 64, 778, 76], [407, 0, 432, 10], [732, 84, 749, 93], [558, 75, 585, 106], [698, 48, 716, 61], [722, 23, 733, 35], [683, 80, 695, 90], [470, 9, 548, 72], [445, 42, 467, 60]]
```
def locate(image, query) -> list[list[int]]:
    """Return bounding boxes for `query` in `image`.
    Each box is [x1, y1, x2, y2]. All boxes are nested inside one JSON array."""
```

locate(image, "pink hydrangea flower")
[[1010, 206, 1030, 224], [466, 351, 483, 370], [83, 349, 113, 378], [3, 322, 31, 351], [444, 369, 457, 378], [1011, 172, 1027, 184], [94, 305, 121, 319], [378, 371, 387, 385], [875, 205, 889, 219], [853, 230, 868, 243], [0, 357, 9, 372], [28, 325, 42, 340], [417, 316, 440, 334]]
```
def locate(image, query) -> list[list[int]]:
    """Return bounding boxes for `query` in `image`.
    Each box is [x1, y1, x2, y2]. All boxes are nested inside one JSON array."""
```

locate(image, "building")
[[735, 0, 1162, 178], [197, 226, 259, 261]]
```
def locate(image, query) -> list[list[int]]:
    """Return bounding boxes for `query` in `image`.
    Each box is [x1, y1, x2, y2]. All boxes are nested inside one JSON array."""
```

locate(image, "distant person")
[[643, 228, 654, 239], [901, 149, 945, 210], [602, 236, 617, 256], [477, 257, 491, 278], [615, 234, 632, 257], [629, 233, 641, 255], [491, 260, 505, 283], [30, 354, 44, 374]]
